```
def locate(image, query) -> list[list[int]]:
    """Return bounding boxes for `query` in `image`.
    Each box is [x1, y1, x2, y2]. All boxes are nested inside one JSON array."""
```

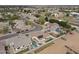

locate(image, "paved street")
[[0, 22, 42, 41]]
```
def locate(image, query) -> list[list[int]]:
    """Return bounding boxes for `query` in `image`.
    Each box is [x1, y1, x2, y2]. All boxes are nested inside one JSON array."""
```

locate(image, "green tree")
[[2, 14, 19, 21], [66, 13, 69, 17], [49, 19, 58, 23], [49, 19, 71, 29], [28, 21, 32, 25], [24, 10, 27, 12], [3, 27, 9, 34], [71, 27, 76, 31], [26, 10, 31, 13], [11, 15, 19, 20], [45, 12, 51, 17], [25, 21, 32, 26], [39, 16, 45, 25], [45, 16, 48, 21], [9, 20, 15, 29]]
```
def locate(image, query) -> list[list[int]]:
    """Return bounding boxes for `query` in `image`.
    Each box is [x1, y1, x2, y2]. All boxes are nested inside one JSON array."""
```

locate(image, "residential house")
[[13, 20, 31, 31], [1, 33, 32, 54], [31, 31, 55, 46], [44, 22, 61, 37]]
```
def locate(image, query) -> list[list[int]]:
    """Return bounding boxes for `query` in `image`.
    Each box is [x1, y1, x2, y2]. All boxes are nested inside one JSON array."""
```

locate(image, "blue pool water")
[[32, 41, 37, 48]]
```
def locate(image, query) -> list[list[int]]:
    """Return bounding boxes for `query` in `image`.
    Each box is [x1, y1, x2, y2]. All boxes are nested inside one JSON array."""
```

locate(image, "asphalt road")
[[0, 22, 42, 41]]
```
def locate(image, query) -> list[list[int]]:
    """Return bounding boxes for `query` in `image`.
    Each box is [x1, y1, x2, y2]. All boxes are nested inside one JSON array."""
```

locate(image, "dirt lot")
[[39, 31, 79, 54]]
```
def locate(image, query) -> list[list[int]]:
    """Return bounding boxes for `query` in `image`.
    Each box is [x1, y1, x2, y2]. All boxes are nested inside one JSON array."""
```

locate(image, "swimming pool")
[[31, 41, 37, 48]]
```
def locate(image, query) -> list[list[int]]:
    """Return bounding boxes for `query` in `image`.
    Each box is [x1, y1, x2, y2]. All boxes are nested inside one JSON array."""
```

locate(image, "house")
[[70, 12, 79, 25], [13, 20, 31, 31], [44, 22, 61, 37], [31, 31, 55, 46], [1, 33, 32, 53], [70, 12, 79, 17], [44, 22, 61, 32]]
